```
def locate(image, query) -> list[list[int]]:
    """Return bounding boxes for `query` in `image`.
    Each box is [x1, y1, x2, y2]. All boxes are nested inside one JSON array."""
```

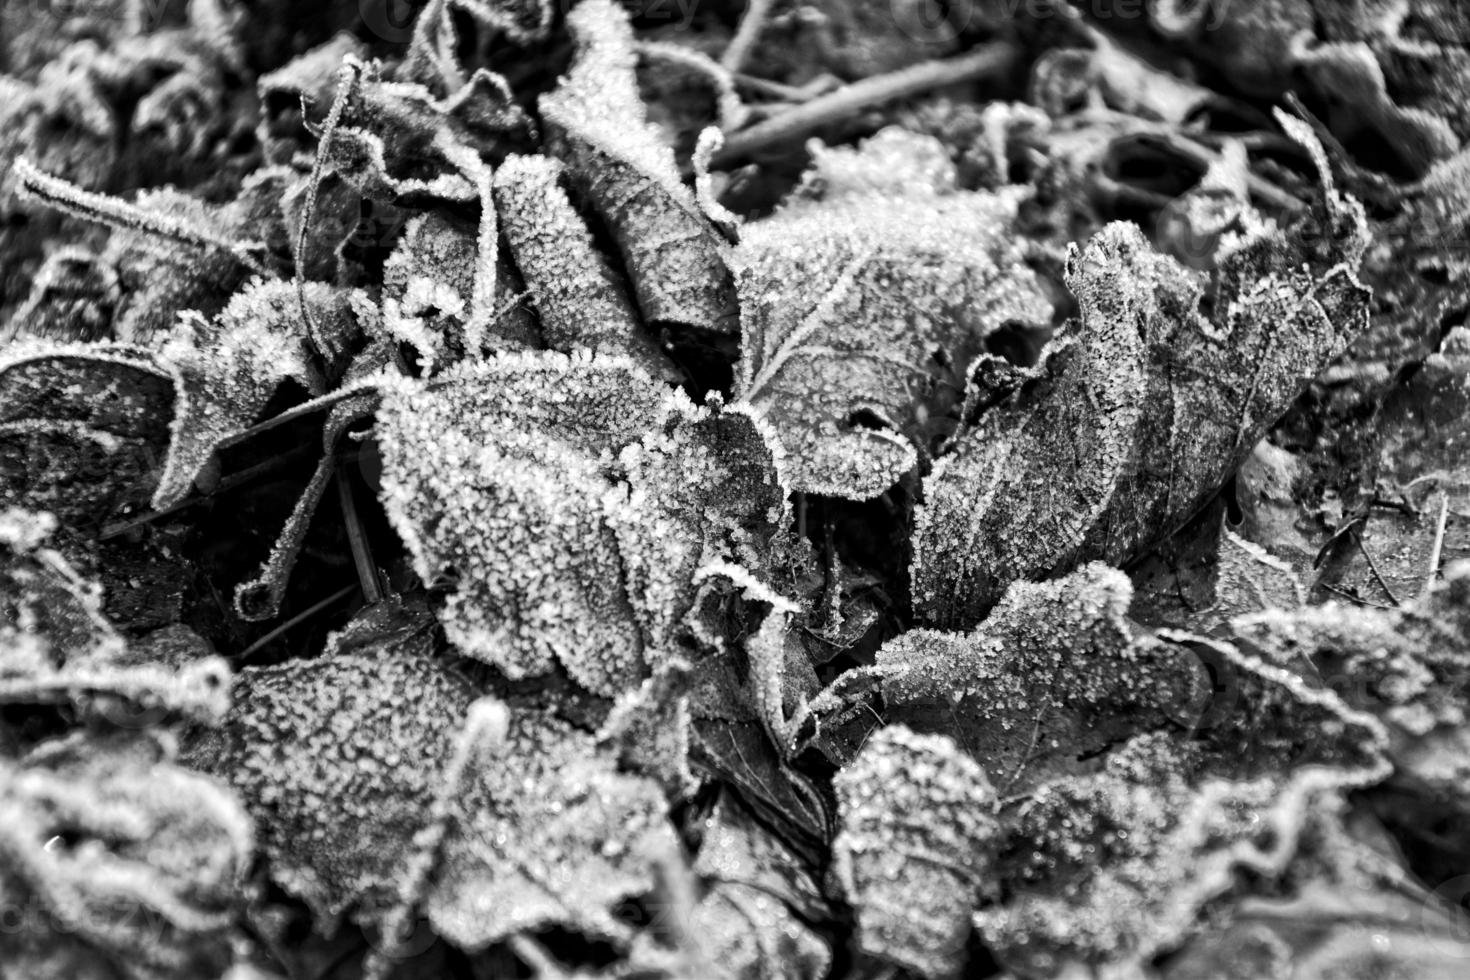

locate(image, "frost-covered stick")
[[711, 41, 1018, 165], [294, 59, 361, 352], [14, 160, 268, 275], [720, 0, 776, 73]]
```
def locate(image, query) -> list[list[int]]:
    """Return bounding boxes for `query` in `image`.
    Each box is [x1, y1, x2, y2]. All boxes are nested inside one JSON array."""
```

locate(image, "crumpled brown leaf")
[[831, 724, 999, 979], [541, 0, 736, 335], [732, 127, 1053, 500]]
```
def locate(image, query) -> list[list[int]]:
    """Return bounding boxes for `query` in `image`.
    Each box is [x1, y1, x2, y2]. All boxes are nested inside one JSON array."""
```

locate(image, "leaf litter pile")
[[3, 1, 1470, 978]]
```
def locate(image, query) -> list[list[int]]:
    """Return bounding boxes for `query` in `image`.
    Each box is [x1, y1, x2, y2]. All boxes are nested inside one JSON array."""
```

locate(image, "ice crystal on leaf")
[[913, 114, 1371, 626], [832, 725, 999, 979], [732, 127, 1053, 500], [0, 730, 252, 980], [377, 352, 786, 697], [541, 0, 736, 335]]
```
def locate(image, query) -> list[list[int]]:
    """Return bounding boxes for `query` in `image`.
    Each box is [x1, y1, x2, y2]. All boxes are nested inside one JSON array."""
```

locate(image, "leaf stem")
[[1425, 489, 1450, 598], [720, 0, 777, 73], [711, 41, 1020, 166]]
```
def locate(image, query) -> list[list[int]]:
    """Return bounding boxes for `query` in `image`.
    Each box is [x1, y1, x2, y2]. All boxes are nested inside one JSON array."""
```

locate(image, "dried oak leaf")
[[914, 116, 1371, 626], [831, 725, 999, 979], [863, 565, 1388, 974], [732, 127, 1053, 500], [0, 730, 252, 980], [1, 507, 231, 724], [377, 351, 785, 697], [541, 0, 736, 335]]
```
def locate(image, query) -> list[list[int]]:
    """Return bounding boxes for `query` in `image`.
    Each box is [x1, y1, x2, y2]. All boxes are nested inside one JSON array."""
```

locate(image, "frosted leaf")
[[691, 720, 831, 846], [182, 608, 477, 929], [1075, 117, 1370, 568], [1233, 562, 1470, 798], [863, 565, 1388, 973], [733, 128, 1053, 500], [686, 562, 813, 758], [831, 725, 1000, 978], [912, 225, 1148, 625], [319, 61, 530, 204], [1195, 524, 1306, 635], [914, 119, 1371, 626], [151, 279, 322, 507], [14, 163, 277, 346], [1, 509, 231, 724], [382, 209, 539, 367], [882, 564, 1386, 793], [493, 153, 675, 378], [0, 279, 332, 520], [426, 701, 679, 949], [686, 794, 830, 980], [541, 0, 736, 334], [0, 731, 252, 980], [4, 245, 119, 343], [0, 341, 179, 524], [972, 725, 1384, 975], [377, 352, 786, 697], [596, 658, 696, 798]]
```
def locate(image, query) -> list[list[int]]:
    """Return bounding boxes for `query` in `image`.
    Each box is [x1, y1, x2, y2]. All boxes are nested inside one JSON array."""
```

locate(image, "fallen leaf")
[[541, 0, 736, 335], [732, 127, 1053, 499], [831, 724, 999, 978]]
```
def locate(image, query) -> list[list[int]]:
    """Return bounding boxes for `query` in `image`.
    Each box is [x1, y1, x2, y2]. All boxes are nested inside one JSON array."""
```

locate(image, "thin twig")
[[337, 472, 383, 605], [98, 443, 319, 540], [237, 583, 357, 661], [1352, 528, 1402, 607], [1322, 583, 1400, 611], [1157, 133, 1307, 214], [1425, 490, 1450, 599], [711, 41, 1019, 166], [720, 0, 777, 73]]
